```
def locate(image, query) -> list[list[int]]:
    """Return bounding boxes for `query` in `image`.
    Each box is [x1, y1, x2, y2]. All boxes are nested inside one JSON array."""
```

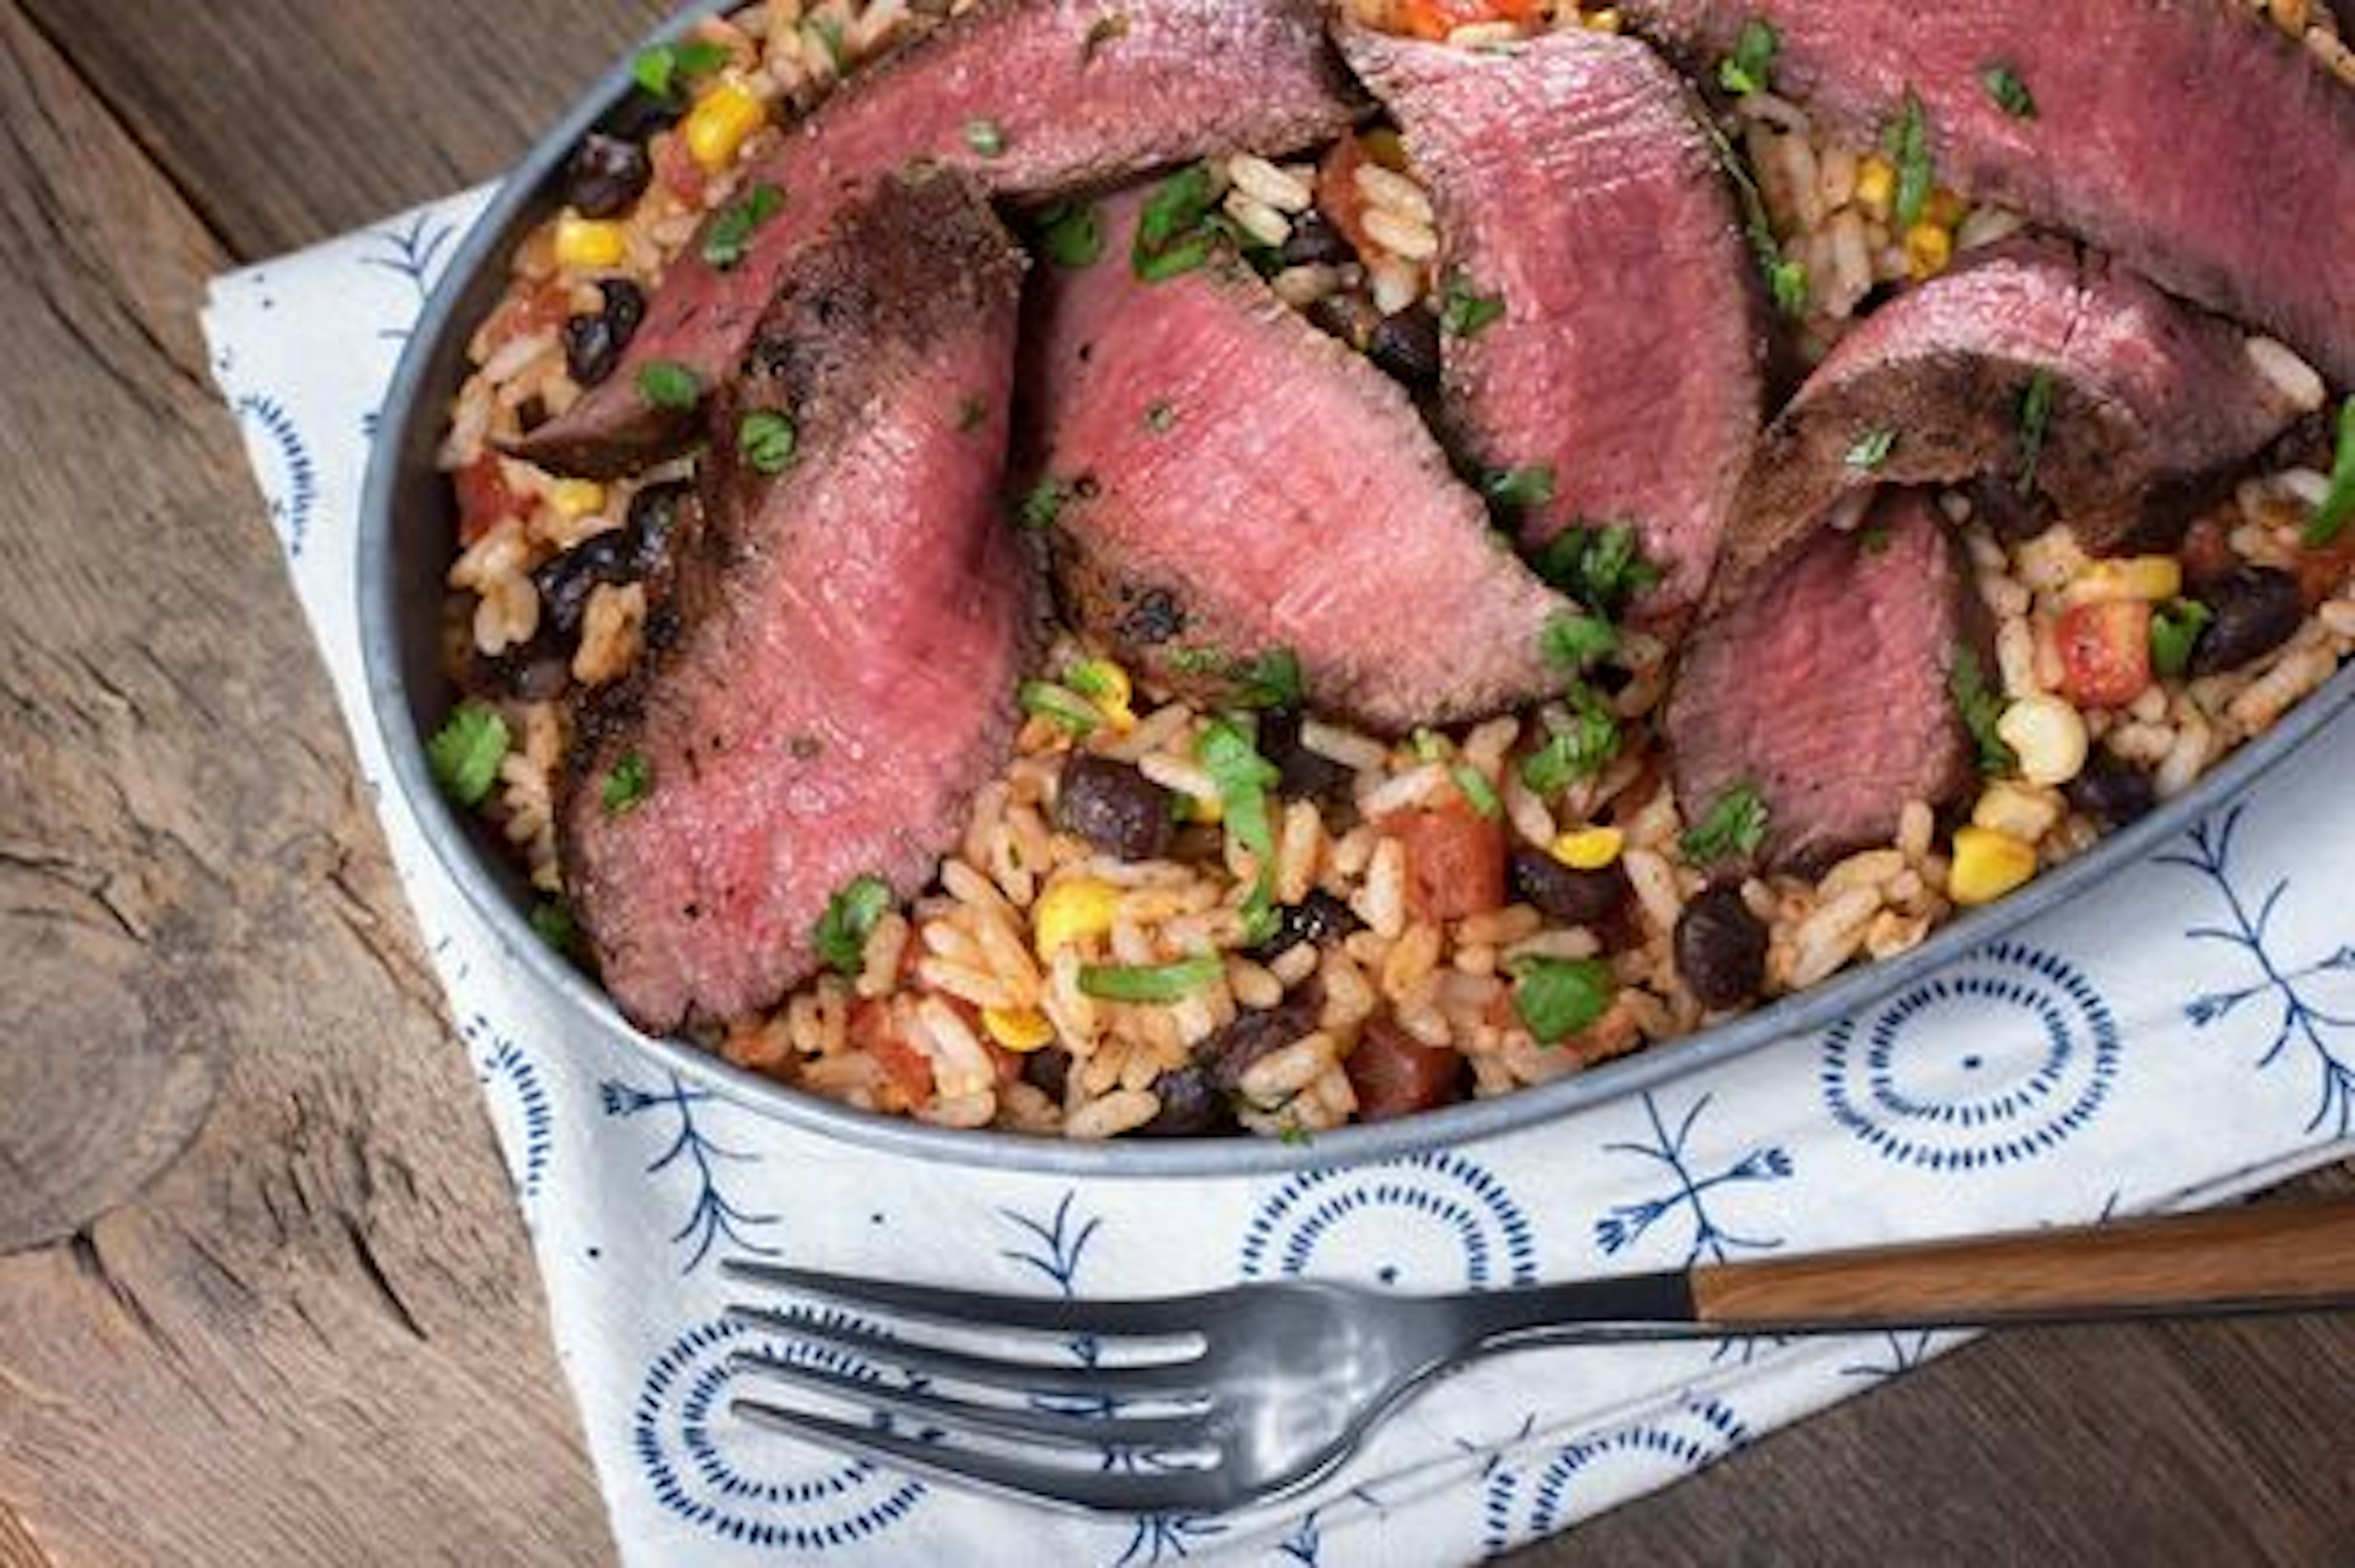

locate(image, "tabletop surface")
[[0, 2, 2349, 1562]]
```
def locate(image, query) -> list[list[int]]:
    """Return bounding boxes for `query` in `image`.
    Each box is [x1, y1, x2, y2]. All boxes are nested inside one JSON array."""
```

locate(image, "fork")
[[723, 1199, 2355, 1515]]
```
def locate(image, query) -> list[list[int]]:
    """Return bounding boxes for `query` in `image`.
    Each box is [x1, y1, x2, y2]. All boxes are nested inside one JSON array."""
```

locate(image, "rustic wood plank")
[[15, 0, 667, 260], [0, 4, 609, 1562]]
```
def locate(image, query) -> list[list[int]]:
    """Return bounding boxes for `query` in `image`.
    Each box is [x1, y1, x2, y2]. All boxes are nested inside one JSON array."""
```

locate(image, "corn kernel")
[[1904, 221, 1953, 281], [1854, 156, 1896, 221], [1996, 694, 2090, 786], [553, 213, 628, 270], [683, 77, 767, 170], [1066, 658, 1136, 732], [1949, 826, 2038, 906], [1582, 7, 1624, 31], [1549, 827, 1625, 871], [548, 479, 607, 521], [1034, 878, 1120, 957], [981, 1007, 1056, 1053], [1971, 782, 2064, 844], [2062, 556, 2184, 607]]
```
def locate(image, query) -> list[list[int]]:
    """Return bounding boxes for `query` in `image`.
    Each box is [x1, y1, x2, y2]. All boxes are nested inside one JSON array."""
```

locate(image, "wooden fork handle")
[[1691, 1201, 2355, 1331]]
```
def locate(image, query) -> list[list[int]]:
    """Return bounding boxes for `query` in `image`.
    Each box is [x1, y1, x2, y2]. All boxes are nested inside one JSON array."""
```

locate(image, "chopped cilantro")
[[805, 15, 846, 71], [1767, 256, 1811, 318], [1530, 521, 1662, 617], [1482, 464, 1558, 510], [1507, 955, 1615, 1045], [632, 38, 732, 101], [2150, 600, 2214, 680], [602, 751, 653, 814], [1518, 683, 1620, 797], [1680, 781, 1769, 863], [529, 899, 581, 959], [1439, 272, 1507, 337], [426, 700, 508, 807], [1947, 646, 2016, 776], [1198, 719, 1281, 944], [1542, 610, 1619, 672], [1980, 63, 2036, 119], [2303, 396, 2355, 548], [1063, 659, 1127, 703], [1230, 648, 1304, 711], [812, 873, 891, 976], [1132, 164, 1223, 282], [737, 408, 796, 475], [1453, 765, 1502, 821], [1144, 400, 1177, 434], [1883, 90, 1935, 230], [637, 360, 702, 411], [2016, 368, 2058, 497], [702, 183, 785, 270], [1717, 18, 1780, 97], [1077, 954, 1223, 1003], [1706, 120, 1810, 319], [1016, 477, 1067, 531], [1846, 427, 1900, 472], [1019, 679, 1100, 736], [1035, 201, 1105, 268], [963, 118, 1007, 158], [1277, 1122, 1314, 1147]]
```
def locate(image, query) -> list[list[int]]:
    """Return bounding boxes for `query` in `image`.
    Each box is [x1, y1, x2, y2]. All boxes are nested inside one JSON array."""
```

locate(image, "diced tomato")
[[850, 999, 935, 1109], [1379, 798, 1506, 923], [2056, 599, 2154, 709], [1315, 137, 1380, 261], [1393, 0, 1545, 40], [2295, 533, 2355, 608], [478, 277, 570, 356], [651, 130, 708, 206], [1346, 1015, 1465, 1122], [2178, 515, 2238, 592], [452, 454, 525, 546]]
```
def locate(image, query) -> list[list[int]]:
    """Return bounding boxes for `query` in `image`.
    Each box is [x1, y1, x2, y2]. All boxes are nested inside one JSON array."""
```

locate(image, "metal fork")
[[724, 1200, 2355, 1515]]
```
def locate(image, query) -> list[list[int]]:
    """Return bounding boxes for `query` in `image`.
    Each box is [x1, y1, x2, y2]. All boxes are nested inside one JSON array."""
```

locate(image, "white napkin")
[[205, 190, 2354, 1567]]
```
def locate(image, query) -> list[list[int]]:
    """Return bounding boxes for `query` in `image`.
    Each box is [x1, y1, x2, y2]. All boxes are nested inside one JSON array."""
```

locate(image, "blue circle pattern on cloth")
[[1238, 1151, 1538, 1290], [634, 1318, 927, 1551], [469, 1024, 553, 1205], [1480, 1398, 1747, 1554], [1821, 941, 2120, 1171], [232, 394, 316, 557]]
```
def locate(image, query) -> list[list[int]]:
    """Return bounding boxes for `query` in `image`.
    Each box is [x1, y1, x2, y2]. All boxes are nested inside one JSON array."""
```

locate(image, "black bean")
[[531, 530, 635, 637], [1200, 995, 1322, 1094], [2186, 566, 2303, 677], [1258, 708, 1350, 803], [1251, 890, 1361, 963], [593, 91, 680, 148], [1055, 754, 1174, 861], [1135, 1065, 1231, 1136], [561, 279, 649, 389], [1966, 475, 2056, 543], [623, 478, 687, 571], [1022, 1046, 1071, 1103], [1674, 884, 1767, 1011], [1278, 210, 1357, 269], [1368, 309, 1442, 388], [564, 132, 654, 219], [1507, 847, 1629, 927], [1307, 293, 1380, 353], [2064, 751, 2157, 828]]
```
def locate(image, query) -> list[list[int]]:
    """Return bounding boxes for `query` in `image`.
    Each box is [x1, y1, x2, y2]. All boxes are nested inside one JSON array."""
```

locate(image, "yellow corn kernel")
[[553, 213, 628, 270], [1949, 826, 2039, 906], [1068, 658, 1136, 732], [1034, 878, 1120, 957], [1549, 827, 1625, 871], [1971, 782, 2064, 844], [1904, 221, 1954, 281], [548, 479, 607, 521], [2063, 556, 2184, 607], [683, 77, 767, 170], [1854, 156, 1896, 221], [1582, 7, 1624, 31], [1996, 694, 2090, 787], [981, 1007, 1056, 1053]]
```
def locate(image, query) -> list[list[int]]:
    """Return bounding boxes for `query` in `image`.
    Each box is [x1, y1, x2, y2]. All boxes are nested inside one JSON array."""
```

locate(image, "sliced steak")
[[1023, 193, 1575, 736], [1667, 491, 1979, 873], [561, 170, 1035, 1032], [1619, 0, 2355, 387], [512, 0, 1361, 477], [1716, 242, 2306, 602], [1336, 20, 1762, 625]]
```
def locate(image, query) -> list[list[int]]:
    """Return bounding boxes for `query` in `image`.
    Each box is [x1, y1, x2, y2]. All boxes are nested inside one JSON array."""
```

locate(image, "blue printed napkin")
[[205, 191, 2354, 1567]]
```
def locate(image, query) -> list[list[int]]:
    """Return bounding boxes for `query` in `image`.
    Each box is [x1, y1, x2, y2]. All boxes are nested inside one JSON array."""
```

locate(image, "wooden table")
[[1, 4, 2348, 1562]]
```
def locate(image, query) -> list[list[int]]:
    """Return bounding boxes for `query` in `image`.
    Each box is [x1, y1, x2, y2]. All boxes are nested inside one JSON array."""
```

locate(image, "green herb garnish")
[[529, 899, 581, 959], [963, 118, 1007, 157], [1542, 610, 1619, 672], [1530, 521, 1663, 616], [637, 360, 702, 412], [602, 751, 653, 814], [1230, 648, 1304, 711], [1846, 427, 1899, 472], [1077, 954, 1223, 1003], [2302, 396, 2355, 548], [2016, 368, 2057, 497], [805, 15, 846, 71], [2150, 600, 2214, 679], [1453, 765, 1502, 821], [1482, 464, 1558, 510], [1507, 955, 1616, 1045], [813, 873, 892, 976], [427, 700, 509, 807], [1144, 400, 1177, 434], [1199, 719, 1281, 944], [1768, 256, 1811, 317], [1518, 683, 1621, 797], [1016, 477, 1068, 531], [1132, 163, 1223, 281], [1947, 646, 2016, 776], [1439, 272, 1507, 337], [1019, 679, 1100, 736], [1859, 523, 1893, 556], [1884, 90, 1935, 230], [1277, 1121, 1313, 1146], [1680, 781, 1769, 863], [1063, 659, 1125, 702], [1980, 63, 2036, 119], [702, 183, 785, 270], [1035, 201, 1105, 268], [1717, 18, 1780, 97], [632, 38, 732, 101], [1704, 121, 1810, 320], [737, 408, 797, 475]]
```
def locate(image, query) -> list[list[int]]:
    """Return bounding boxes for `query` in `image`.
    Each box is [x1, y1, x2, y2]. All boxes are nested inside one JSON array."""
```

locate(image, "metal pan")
[[357, 1, 2355, 1177]]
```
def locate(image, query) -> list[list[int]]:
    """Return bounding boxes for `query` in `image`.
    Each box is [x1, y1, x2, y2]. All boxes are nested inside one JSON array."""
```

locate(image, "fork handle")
[[1690, 1201, 2355, 1332]]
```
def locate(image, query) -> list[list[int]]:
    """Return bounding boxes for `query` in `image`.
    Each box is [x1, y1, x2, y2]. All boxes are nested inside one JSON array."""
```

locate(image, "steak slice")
[[1715, 242, 2306, 603], [1619, 0, 2355, 388], [1667, 491, 1979, 873], [512, 0, 1361, 478], [561, 170, 1035, 1033], [1335, 20, 1762, 627], [1023, 192, 1575, 736]]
